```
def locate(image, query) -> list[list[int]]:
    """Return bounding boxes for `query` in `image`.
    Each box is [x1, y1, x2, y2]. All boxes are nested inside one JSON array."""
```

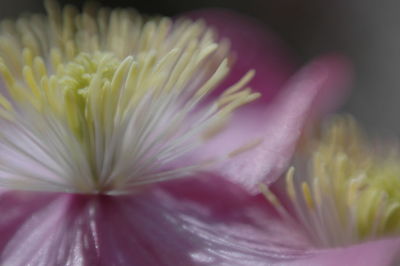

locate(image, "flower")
[[0, 1, 349, 265], [261, 116, 400, 265]]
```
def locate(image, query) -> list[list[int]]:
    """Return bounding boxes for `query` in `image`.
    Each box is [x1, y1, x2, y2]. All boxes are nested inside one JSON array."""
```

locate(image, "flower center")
[[0, 2, 260, 194], [262, 117, 400, 247], [58, 53, 120, 139]]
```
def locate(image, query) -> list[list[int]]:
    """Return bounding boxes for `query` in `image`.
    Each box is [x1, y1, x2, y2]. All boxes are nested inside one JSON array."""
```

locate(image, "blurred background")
[[1, 0, 399, 136]]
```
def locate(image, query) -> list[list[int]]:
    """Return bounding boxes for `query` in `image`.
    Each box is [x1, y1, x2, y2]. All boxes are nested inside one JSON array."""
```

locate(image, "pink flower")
[[258, 117, 400, 266], [0, 3, 350, 265]]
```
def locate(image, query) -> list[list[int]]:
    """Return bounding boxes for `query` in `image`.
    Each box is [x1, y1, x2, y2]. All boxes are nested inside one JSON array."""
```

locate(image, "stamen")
[[301, 182, 314, 210], [228, 139, 262, 157], [285, 167, 297, 202], [263, 116, 400, 247], [260, 184, 293, 222], [0, 1, 260, 194]]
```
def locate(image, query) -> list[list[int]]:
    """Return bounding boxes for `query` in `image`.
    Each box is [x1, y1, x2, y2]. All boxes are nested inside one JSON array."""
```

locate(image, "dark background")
[[1, 0, 400, 136]]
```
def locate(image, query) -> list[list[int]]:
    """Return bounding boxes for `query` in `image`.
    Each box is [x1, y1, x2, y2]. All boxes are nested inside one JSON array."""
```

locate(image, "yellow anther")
[[202, 117, 229, 140], [0, 96, 10, 110], [347, 177, 363, 205], [260, 184, 281, 208], [50, 49, 63, 70], [222, 70, 256, 97], [23, 48, 34, 67], [0, 60, 14, 85], [285, 166, 297, 202], [23, 65, 41, 98], [302, 182, 314, 210], [34, 57, 47, 79], [228, 139, 262, 157], [194, 59, 230, 98]]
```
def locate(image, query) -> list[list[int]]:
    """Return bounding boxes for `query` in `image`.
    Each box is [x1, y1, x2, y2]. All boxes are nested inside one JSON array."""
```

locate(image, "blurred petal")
[[0, 177, 311, 266], [286, 238, 400, 266], [305, 54, 352, 118], [192, 56, 349, 192]]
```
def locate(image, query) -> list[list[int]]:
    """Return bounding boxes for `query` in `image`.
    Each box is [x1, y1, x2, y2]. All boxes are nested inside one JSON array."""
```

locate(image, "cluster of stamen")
[[0, 1, 259, 194], [262, 116, 400, 247]]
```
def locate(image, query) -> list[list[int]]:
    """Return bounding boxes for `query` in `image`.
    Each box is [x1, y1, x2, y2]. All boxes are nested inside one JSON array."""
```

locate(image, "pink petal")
[[4, 178, 395, 266], [286, 238, 400, 266], [0, 191, 99, 265], [0, 177, 311, 266], [192, 56, 350, 192]]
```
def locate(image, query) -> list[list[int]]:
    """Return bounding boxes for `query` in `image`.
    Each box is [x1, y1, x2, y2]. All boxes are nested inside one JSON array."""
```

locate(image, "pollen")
[[0, 1, 260, 194], [262, 116, 400, 247]]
